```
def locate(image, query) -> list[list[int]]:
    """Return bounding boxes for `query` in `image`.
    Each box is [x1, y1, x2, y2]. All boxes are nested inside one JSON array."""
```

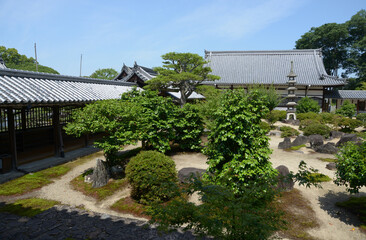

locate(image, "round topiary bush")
[[126, 151, 178, 204], [303, 123, 331, 138]]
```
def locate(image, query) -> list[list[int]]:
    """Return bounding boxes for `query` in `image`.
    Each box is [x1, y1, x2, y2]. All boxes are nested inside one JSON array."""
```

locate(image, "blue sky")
[[0, 0, 365, 76]]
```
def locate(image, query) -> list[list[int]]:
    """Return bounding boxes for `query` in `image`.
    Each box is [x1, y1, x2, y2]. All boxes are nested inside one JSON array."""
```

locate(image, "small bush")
[[336, 100, 356, 118], [320, 112, 336, 124], [280, 126, 300, 138], [335, 117, 363, 132], [303, 123, 331, 138], [125, 151, 178, 204], [297, 112, 321, 121], [259, 121, 271, 133], [296, 97, 320, 113], [266, 110, 287, 125], [299, 119, 321, 130], [356, 113, 366, 124]]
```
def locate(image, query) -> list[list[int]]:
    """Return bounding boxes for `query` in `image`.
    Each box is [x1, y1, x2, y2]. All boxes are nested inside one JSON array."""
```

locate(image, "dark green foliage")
[[297, 112, 322, 121], [280, 126, 300, 138], [296, 97, 320, 113], [248, 84, 283, 111], [90, 68, 118, 80], [121, 89, 177, 153], [336, 100, 356, 118], [0, 46, 59, 74], [174, 103, 204, 150], [303, 123, 331, 138], [299, 119, 321, 130], [195, 86, 222, 130], [204, 89, 277, 195], [147, 178, 285, 240], [125, 151, 178, 204], [288, 161, 324, 189], [146, 52, 220, 106], [356, 113, 366, 124], [320, 112, 337, 124], [266, 110, 287, 125], [335, 142, 366, 193]]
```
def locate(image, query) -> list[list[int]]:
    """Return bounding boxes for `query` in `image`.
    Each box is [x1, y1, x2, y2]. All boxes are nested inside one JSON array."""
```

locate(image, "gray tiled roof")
[[324, 90, 366, 99], [204, 49, 346, 86], [0, 68, 137, 105], [167, 91, 204, 100]]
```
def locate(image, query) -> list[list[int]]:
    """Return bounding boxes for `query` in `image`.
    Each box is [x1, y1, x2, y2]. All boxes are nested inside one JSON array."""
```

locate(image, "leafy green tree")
[[64, 99, 141, 165], [203, 89, 277, 195], [335, 142, 366, 193], [146, 52, 220, 106], [195, 85, 222, 130], [295, 23, 348, 76], [296, 97, 320, 113], [0, 46, 59, 74], [336, 100, 356, 118], [248, 84, 283, 111], [90, 68, 118, 80]]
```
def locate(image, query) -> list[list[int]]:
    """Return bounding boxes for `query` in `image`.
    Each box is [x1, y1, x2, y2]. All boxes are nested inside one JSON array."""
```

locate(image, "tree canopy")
[[0, 46, 59, 74], [296, 9, 366, 88], [146, 52, 220, 106], [90, 68, 118, 80]]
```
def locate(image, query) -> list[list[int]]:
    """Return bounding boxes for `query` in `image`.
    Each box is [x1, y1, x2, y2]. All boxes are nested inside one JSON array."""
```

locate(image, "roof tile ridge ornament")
[[0, 54, 7, 68]]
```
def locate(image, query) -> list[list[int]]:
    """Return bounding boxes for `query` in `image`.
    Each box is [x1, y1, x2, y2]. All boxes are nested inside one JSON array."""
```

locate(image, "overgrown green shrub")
[[297, 112, 321, 121], [296, 97, 320, 113], [303, 123, 331, 138], [356, 113, 366, 124], [174, 103, 204, 150], [336, 100, 356, 118], [299, 119, 321, 130], [125, 151, 178, 204], [266, 110, 287, 125], [280, 126, 300, 138], [335, 142, 366, 193]]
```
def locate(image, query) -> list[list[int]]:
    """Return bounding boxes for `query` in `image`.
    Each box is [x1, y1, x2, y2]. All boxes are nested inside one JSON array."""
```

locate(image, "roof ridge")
[[0, 68, 136, 86], [205, 49, 322, 57]]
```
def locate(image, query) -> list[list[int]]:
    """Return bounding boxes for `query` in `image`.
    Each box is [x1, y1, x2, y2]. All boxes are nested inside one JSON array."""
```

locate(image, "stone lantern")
[[286, 61, 297, 120]]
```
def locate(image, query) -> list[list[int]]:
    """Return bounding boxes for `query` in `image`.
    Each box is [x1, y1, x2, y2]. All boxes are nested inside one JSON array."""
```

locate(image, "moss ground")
[[0, 198, 60, 217]]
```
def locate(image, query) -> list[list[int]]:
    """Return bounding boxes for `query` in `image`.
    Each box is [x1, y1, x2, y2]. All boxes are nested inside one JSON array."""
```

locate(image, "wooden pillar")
[[20, 107, 26, 151], [7, 107, 18, 170], [321, 87, 326, 112], [305, 85, 309, 97], [230, 85, 234, 90], [53, 106, 64, 157], [357, 100, 360, 114]]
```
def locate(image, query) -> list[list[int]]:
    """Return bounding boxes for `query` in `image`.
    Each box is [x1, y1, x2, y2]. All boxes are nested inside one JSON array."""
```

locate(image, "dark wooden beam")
[[53, 106, 64, 157], [7, 107, 18, 170], [357, 100, 360, 114]]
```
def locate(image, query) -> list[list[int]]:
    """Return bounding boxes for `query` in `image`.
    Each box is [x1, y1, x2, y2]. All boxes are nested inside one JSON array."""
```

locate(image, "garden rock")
[[309, 135, 324, 148], [291, 135, 309, 147], [275, 165, 294, 191], [315, 142, 338, 154], [326, 162, 337, 171], [283, 119, 300, 126], [178, 168, 206, 183], [278, 137, 292, 149], [92, 159, 109, 188], [330, 131, 345, 139], [336, 134, 361, 147]]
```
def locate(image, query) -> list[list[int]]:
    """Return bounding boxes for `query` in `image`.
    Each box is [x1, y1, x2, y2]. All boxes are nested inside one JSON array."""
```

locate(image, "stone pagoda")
[[286, 61, 297, 120]]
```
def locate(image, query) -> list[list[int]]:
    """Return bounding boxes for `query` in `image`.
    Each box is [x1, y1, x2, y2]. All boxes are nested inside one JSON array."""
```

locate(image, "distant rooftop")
[[204, 49, 346, 86], [325, 90, 366, 99]]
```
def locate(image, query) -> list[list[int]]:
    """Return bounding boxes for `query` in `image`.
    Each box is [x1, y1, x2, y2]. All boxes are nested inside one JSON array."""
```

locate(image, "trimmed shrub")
[[297, 112, 321, 121], [125, 151, 178, 204], [320, 112, 336, 124], [266, 110, 287, 125], [260, 121, 271, 134], [336, 100, 356, 118], [280, 126, 300, 138], [299, 119, 321, 130], [174, 103, 204, 150], [296, 97, 320, 113], [335, 117, 363, 132], [303, 123, 331, 138], [356, 113, 366, 124]]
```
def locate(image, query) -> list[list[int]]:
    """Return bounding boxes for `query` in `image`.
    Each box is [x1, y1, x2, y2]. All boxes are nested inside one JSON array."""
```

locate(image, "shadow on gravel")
[[318, 190, 366, 226], [0, 204, 201, 240]]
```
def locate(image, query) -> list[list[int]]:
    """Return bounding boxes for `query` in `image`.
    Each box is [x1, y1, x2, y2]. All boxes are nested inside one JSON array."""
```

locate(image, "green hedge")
[[303, 123, 331, 138]]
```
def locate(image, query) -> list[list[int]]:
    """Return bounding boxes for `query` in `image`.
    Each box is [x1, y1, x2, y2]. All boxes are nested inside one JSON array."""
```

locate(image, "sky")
[[0, 0, 365, 76]]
